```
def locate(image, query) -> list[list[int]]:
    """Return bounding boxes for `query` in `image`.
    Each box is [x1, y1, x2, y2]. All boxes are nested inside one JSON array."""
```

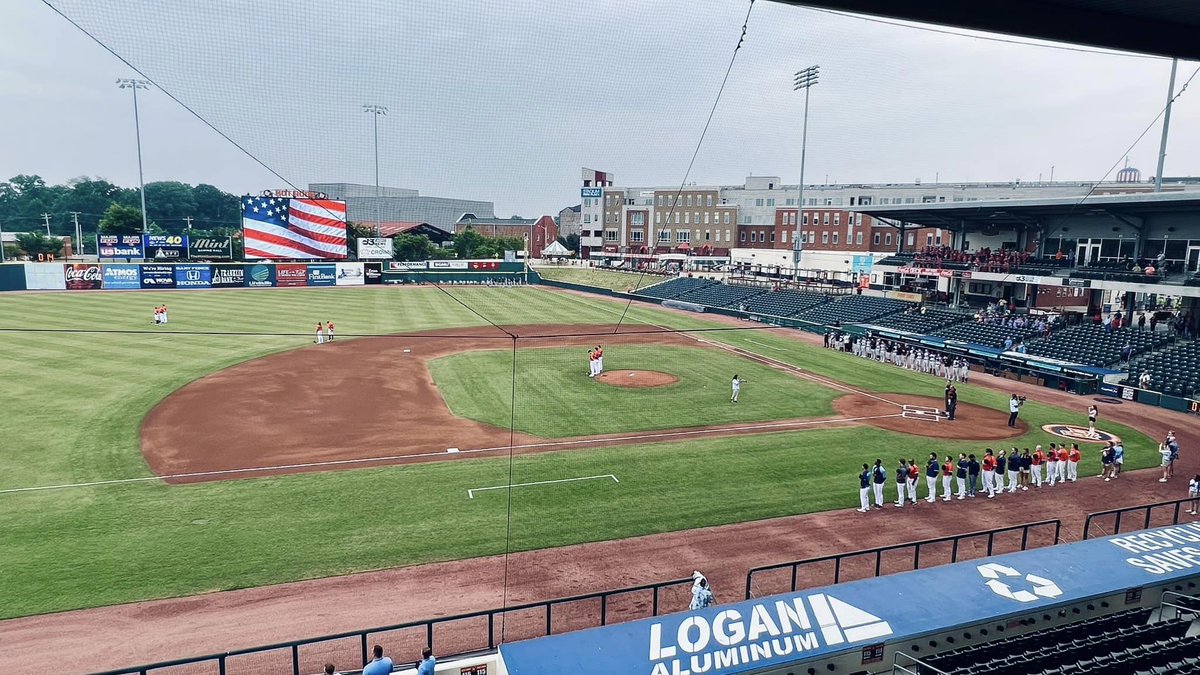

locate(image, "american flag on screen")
[[242, 197, 348, 259]]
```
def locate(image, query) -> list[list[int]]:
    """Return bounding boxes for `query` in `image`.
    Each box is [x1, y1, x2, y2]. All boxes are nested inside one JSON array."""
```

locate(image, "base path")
[[9, 294, 1200, 673]]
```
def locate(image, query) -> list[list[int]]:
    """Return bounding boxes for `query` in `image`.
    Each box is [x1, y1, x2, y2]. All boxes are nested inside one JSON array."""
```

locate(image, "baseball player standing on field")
[[595, 345, 604, 375], [924, 453, 939, 504], [872, 459, 887, 507], [315, 322, 325, 344], [906, 459, 920, 504], [941, 455, 954, 501], [894, 459, 908, 508], [730, 374, 742, 403], [857, 464, 872, 512]]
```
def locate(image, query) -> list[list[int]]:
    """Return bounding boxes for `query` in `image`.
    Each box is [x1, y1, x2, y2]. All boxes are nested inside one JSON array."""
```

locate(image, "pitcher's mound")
[[596, 370, 679, 388]]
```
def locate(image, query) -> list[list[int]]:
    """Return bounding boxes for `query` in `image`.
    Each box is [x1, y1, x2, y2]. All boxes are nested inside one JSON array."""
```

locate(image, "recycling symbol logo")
[[977, 563, 1063, 603]]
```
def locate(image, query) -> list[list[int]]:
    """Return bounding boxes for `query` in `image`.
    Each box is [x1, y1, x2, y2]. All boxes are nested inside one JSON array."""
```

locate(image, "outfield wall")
[[0, 261, 527, 291]]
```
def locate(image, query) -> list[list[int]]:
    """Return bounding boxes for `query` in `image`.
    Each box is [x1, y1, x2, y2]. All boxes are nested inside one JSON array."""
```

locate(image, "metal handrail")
[[1082, 497, 1193, 539], [745, 519, 1062, 600], [893, 650, 950, 675]]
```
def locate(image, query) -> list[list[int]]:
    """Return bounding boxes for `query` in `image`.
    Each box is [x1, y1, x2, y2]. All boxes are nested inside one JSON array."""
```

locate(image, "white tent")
[[540, 240, 572, 258]]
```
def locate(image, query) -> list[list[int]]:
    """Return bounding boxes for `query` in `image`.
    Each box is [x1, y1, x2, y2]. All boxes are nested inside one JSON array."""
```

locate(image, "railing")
[[745, 520, 1061, 600], [1160, 590, 1200, 620], [1082, 497, 1196, 540], [90, 575, 694, 675], [893, 651, 950, 675]]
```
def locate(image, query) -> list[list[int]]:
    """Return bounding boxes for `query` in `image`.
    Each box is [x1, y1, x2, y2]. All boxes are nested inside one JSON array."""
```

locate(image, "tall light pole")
[[363, 104, 388, 236], [1155, 58, 1178, 193], [117, 78, 151, 233], [792, 65, 819, 286]]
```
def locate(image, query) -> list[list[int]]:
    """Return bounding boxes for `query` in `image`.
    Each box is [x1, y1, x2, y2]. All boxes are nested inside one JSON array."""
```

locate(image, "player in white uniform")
[[730, 374, 742, 403]]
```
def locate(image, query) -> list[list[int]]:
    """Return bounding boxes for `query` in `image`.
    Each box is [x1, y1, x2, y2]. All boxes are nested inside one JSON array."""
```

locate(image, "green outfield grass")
[[429, 345, 839, 436], [0, 285, 1163, 618]]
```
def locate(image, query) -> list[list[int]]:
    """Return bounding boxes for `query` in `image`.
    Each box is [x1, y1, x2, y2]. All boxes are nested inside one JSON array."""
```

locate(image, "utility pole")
[[792, 65, 819, 286], [183, 216, 194, 230], [117, 78, 152, 232], [1155, 58, 1179, 193], [362, 104, 388, 237], [41, 213, 52, 236], [70, 212, 82, 257]]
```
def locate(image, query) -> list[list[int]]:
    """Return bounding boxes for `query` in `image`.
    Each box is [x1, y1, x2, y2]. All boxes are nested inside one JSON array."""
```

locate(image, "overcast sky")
[[1, 0, 1196, 217]]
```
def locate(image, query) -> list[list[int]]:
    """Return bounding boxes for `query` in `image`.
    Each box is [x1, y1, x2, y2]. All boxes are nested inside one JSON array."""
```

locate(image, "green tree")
[[192, 184, 241, 227], [558, 234, 580, 253], [98, 203, 144, 235], [144, 181, 198, 230], [16, 232, 63, 257], [453, 227, 485, 259], [392, 233, 435, 261]]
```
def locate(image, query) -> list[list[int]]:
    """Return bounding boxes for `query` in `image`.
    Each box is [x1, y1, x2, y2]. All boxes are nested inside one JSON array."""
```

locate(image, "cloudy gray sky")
[[2, 0, 1196, 217]]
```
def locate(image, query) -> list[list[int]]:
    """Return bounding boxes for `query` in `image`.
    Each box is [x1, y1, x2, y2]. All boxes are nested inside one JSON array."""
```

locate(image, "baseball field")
[[0, 284, 1162, 621]]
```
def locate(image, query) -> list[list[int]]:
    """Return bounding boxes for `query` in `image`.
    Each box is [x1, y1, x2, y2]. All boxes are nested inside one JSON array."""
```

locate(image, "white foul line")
[[468, 474, 619, 499], [0, 413, 901, 495], [745, 339, 784, 351]]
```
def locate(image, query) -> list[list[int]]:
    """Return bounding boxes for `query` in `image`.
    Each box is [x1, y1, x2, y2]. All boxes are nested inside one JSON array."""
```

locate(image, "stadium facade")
[[308, 182, 496, 233]]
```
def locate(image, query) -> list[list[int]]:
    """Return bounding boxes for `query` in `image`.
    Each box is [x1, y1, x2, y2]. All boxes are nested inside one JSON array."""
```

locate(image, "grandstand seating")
[[741, 289, 829, 316], [634, 277, 715, 300], [931, 321, 1042, 349], [1071, 269, 1162, 284], [920, 609, 1200, 675], [793, 295, 913, 325], [867, 308, 970, 334], [676, 282, 766, 309], [1125, 339, 1200, 397], [1024, 324, 1171, 367]]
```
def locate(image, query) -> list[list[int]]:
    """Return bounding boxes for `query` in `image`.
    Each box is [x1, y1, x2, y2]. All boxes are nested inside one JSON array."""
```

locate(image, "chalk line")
[[468, 474, 619, 499]]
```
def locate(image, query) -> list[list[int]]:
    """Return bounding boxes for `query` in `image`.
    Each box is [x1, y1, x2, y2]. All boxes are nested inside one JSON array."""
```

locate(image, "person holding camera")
[[1007, 394, 1025, 428]]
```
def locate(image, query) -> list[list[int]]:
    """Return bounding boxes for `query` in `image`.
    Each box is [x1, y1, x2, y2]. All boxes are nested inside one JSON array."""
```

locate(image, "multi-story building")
[[456, 214, 558, 255], [557, 205, 581, 237], [309, 182, 495, 233]]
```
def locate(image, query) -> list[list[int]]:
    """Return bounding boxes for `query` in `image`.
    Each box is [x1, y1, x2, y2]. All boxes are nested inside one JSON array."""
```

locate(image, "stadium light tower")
[[363, 104, 389, 236], [792, 65, 819, 285], [117, 78, 151, 234]]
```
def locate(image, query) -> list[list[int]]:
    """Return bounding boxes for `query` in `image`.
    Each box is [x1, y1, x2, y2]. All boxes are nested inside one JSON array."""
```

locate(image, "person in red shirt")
[[588, 349, 598, 378], [315, 322, 325, 344], [1067, 444, 1081, 482], [982, 450, 997, 498], [326, 321, 335, 342], [906, 459, 920, 504], [595, 345, 604, 375], [1056, 445, 1070, 483], [1031, 445, 1045, 488], [940, 456, 954, 502]]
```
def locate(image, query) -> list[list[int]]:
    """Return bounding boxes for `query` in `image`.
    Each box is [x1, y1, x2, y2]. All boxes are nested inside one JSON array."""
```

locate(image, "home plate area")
[[900, 404, 946, 422]]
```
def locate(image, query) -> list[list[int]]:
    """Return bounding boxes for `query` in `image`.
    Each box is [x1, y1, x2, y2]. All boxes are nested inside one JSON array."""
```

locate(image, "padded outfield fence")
[[1082, 497, 1197, 540], [744, 519, 1063, 600], [89, 576, 695, 675]]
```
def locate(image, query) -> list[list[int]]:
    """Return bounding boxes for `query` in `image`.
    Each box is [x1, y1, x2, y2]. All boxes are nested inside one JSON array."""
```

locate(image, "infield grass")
[[429, 345, 839, 436], [0, 285, 1165, 618]]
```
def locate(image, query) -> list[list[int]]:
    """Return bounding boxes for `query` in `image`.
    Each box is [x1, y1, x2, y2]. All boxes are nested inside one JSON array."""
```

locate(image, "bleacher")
[[1024, 324, 1171, 367], [867, 308, 970, 334], [676, 282, 766, 309], [1125, 339, 1200, 397], [919, 609, 1200, 675], [1071, 268, 1162, 284], [793, 295, 913, 325], [633, 277, 715, 300], [933, 322, 1043, 349], [742, 288, 829, 316]]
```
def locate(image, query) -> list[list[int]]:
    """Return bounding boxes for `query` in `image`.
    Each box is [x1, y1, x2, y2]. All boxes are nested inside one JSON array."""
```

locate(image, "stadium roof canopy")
[[851, 192, 1200, 232], [777, 0, 1200, 60]]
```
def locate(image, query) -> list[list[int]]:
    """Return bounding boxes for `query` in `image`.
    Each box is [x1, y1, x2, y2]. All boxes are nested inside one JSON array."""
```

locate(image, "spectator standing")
[[967, 454, 981, 498], [1100, 443, 1114, 481], [1119, 343, 1133, 364], [924, 453, 939, 504], [363, 646, 394, 675], [1160, 442, 1174, 482], [872, 459, 887, 507], [416, 648, 436, 675], [1138, 312, 1147, 331], [1151, 314, 1159, 332], [1188, 475, 1200, 515], [955, 453, 968, 500], [857, 464, 872, 513], [1113, 441, 1125, 477], [1167, 432, 1180, 478]]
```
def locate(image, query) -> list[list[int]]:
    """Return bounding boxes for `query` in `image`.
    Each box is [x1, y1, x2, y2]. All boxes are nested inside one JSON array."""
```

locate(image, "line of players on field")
[[855, 442, 1118, 512]]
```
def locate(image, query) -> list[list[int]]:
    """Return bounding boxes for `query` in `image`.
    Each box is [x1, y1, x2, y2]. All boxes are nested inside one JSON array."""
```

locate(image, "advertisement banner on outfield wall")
[[101, 264, 141, 289], [98, 234, 144, 259], [24, 263, 66, 290], [356, 238, 393, 259], [64, 263, 102, 290], [245, 263, 275, 287], [429, 260, 468, 270], [387, 261, 426, 271], [276, 263, 308, 287], [335, 262, 365, 285], [364, 262, 382, 284], [188, 237, 233, 260], [211, 265, 245, 288], [175, 264, 213, 288], [63, 262, 102, 290], [307, 263, 336, 287], [142, 235, 188, 261], [140, 264, 176, 289]]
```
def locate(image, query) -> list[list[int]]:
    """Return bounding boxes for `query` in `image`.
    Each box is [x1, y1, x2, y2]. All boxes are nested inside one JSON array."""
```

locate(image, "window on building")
[[834, 213, 840, 226], [631, 230, 644, 243], [655, 212, 661, 224], [856, 232, 863, 245], [725, 229, 731, 241], [740, 231, 747, 242], [677, 230, 690, 243], [740, 215, 751, 224], [583, 214, 591, 224], [926, 234, 933, 246], [786, 198, 795, 205], [631, 212, 644, 226], [766, 198, 775, 206], [704, 212, 710, 224], [674, 213, 680, 224], [936, 234, 942, 245], [873, 233, 880, 245], [659, 230, 670, 242], [769, 232, 776, 243], [723, 212, 730, 225], [657, 195, 663, 206], [755, 198, 764, 206], [782, 231, 788, 244], [686, 195, 692, 207], [684, 213, 690, 224], [908, 234, 915, 246], [885, 233, 893, 246], [822, 232, 829, 244], [706, 195, 713, 207], [604, 230, 618, 242], [823, 213, 830, 225], [802, 214, 809, 225], [694, 212, 700, 224], [832, 233, 839, 244], [809, 232, 816, 244]]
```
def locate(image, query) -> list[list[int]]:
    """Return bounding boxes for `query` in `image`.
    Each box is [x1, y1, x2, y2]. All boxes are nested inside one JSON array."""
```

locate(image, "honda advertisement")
[[97, 235, 144, 259], [140, 264, 176, 289], [174, 264, 213, 288], [63, 263, 102, 290]]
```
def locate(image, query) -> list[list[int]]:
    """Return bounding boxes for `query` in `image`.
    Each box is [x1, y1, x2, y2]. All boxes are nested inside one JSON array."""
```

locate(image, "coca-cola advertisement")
[[63, 264, 102, 290]]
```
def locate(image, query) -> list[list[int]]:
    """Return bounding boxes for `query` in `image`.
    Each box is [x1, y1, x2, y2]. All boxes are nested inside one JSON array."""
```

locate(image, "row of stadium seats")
[[634, 277, 716, 299], [675, 283, 767, 309], [921, 608, 1200, 675], [1071, 269, 1162, 284], [1125, 340, 1200, 396], [866, 308, 971, 334], [1024, 324, 1170, 367], [742, 288, 828, 316], [932, 321, 1043, 349], [794, 295, 913, 325]]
